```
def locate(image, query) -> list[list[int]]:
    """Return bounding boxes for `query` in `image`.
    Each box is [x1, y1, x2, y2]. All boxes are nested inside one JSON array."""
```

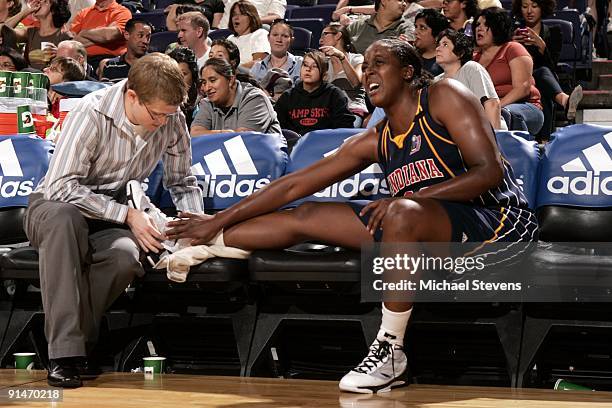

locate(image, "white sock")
[[377, 304, 412, 345]]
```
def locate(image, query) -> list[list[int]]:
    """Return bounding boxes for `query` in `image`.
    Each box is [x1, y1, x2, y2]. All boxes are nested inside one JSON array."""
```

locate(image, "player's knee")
[[382, 200, 423, 237], [292, 201, 323, 222]]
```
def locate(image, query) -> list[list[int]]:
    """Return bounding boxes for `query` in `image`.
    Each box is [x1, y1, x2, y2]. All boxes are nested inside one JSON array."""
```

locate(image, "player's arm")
[[167, 128, 380, 243], [413, 79, 503, 202]]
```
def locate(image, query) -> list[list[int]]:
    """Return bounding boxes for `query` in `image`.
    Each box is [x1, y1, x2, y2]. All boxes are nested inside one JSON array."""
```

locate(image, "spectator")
[[44, 56, 86, 117], [250, 19, 302, 85], [56, 39, 96, 80], [165, 3, 205, 32], [0, 0, 21, 49], [68, 0, 132, 74], [435, 29, 503, 129], [219, 0, 285, 28], [168, 47, 199, 127], [443, 0, 478, 34], [319, 22, 368, 120], [414, 9, 449, 75], [0, 46, 27, 71], [100, 19, 151, 82], [5, 0, 72, 71], [191, 57, 282, 135], [333, 0, 376, 25], [275, 50, 355, 135], [473, 7, 544, 135], [167, 0, 224, 29], [511, 0, 583, 137], [177, 10, 210, 71], [209, 38, 241, 71], [346, 0, 412, 54], [227, 0, 270, 68]]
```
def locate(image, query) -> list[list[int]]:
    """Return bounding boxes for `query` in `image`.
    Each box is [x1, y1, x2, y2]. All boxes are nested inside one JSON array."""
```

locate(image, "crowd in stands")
[[0, 0, 604, 141]]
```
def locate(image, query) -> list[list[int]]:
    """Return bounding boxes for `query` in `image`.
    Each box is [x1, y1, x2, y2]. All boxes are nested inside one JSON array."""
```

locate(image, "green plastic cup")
[[12, 72, 30, 98], [143, 357, 166, 379], [0, 71, 12, 97], [554, 379, 594, 391], [28, 73, 49, 99], [17, 105, 35, 134], [14, 352, 36, 370]]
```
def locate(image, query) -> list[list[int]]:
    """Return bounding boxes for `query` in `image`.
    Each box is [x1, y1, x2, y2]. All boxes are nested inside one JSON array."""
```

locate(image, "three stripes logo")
[[314, 141, 389, 199], [0, 139, 35, 198], [547, 131, 612, 196], [190, 135, 270, 198]]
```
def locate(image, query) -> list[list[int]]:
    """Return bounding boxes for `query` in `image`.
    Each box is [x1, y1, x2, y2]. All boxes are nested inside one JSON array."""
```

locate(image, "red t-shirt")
[[474, 41, 542, 109], [70, 0, 131, 57]]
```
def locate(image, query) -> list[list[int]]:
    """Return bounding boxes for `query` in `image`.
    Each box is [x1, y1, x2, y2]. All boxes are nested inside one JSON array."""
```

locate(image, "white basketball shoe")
[[339, 333, 408, 394]]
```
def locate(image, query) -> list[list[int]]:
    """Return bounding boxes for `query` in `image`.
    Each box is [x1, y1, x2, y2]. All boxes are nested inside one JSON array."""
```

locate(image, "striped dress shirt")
[[35, 79, 203, 223]]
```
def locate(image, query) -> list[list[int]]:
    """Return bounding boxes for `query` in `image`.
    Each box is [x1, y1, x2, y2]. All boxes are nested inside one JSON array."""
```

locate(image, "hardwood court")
[[0, 370, 611, 407]]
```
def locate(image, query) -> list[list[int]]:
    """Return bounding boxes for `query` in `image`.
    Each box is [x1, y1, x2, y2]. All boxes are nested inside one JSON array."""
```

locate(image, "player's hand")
[[360, 198, 401, 236], [166, 212, 220, 246], [126, 207, 165, 253]]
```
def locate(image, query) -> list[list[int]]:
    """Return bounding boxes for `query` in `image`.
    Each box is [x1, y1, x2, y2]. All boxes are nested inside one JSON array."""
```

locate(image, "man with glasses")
[[24, 53, 203, 389]]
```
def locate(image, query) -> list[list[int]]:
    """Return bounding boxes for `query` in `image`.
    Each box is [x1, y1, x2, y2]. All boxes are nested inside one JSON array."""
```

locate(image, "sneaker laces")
[[353, 339, 396, 375]]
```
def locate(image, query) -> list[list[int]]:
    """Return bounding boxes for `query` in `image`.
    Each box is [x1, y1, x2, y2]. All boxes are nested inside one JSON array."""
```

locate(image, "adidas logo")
[[315, 140, 389, 198], [190, 136, 270, 198], [0, 139, 34, 197], [547, 132, 612, 196]]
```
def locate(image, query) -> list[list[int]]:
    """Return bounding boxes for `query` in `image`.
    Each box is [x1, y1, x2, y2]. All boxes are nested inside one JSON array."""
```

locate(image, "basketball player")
[[166, 39, 537, 394]]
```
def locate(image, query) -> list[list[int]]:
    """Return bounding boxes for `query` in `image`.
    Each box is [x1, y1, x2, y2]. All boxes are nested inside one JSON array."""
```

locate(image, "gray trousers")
[[24, 194, 144, 359]]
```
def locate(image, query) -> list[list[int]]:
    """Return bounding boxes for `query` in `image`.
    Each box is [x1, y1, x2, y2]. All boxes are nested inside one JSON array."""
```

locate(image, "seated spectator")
[[474, 7, 543, 135], [191, 57, 282, 135], [319, 22, 368, 119], [177, 10, 210, 71], [511, 0, 582, 137], [275, 50, 355, 135], [100, 19, 151, 82], [443, 0, 478, 34], [55, 39, 96, 80], [168, 47, 199, 127], [219, 0, 285, 28], [250, 19, 302, 85], [165, 3, 205, 32], [0, 0, 21, 49], [4, 0, 71, 70], [44, 56, 86, 117], [67, 0, 132, 74], [345, 0, 412, 54], [68, 0, 94, 26], [435, 29, 504, 129], [414, 8, 449, 75], [333, 0, 376, 26], [0, 46, 27, 71], [209, 38, 241, 70], [227, 0, 270, 68], [168, 0, 224, 29]]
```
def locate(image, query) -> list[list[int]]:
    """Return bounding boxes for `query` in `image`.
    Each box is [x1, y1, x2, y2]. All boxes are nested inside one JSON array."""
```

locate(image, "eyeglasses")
[[142, 102, 179, 122], [321, 31, 336, 36], [302, 62, 319, 70]]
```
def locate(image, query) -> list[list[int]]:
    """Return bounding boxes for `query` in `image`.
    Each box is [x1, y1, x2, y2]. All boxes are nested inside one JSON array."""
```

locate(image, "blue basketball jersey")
[[376, 87, 529, 209]]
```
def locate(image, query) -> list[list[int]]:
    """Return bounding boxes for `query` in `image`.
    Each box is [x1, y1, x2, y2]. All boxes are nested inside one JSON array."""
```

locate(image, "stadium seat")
[[208, 28, 232, 41], [553, 9, 593, 79], [517, 124, 612, 387], [286, 18, 325, 49], [289, 26, 312, 56], [147, 132, 288, 375], [495, 131, 541, 209], [0, 136, 53, 368], [149, 31, 178, 53], [542, 18, 577, 85], [246, 128, 385, 377], [137, 11, 167, 32], [288, 4, 336, 25]]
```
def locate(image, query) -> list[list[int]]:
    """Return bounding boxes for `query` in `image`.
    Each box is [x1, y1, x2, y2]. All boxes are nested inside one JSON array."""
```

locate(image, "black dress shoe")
[[47, 358, 82, 388]]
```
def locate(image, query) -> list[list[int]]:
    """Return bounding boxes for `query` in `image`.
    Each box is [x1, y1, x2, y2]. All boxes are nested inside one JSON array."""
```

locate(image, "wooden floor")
[[0, 370, 611, 407]]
